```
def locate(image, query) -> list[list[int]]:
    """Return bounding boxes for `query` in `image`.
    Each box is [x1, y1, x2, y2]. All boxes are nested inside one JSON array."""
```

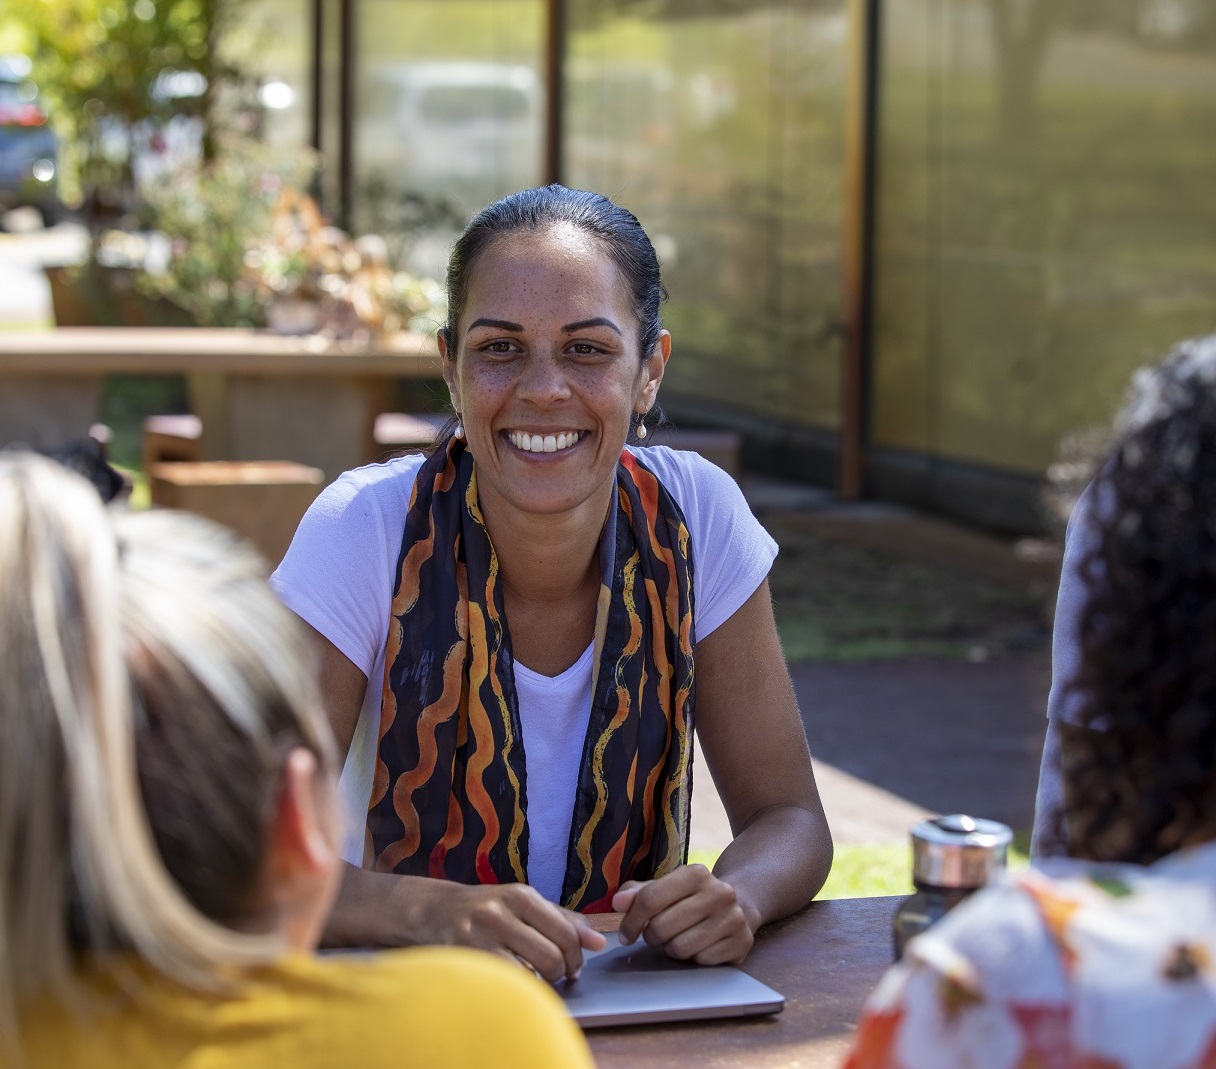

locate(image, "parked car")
[[356, 61, 542, 212], [0, 55, 60, 226]]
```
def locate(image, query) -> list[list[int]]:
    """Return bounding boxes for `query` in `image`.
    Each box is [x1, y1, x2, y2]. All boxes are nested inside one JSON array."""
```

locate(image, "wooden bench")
[[148, 460, 323, 564], [644, 428, 743, 480], [372, 411, 450, 457], [142, 413, 203, 472]]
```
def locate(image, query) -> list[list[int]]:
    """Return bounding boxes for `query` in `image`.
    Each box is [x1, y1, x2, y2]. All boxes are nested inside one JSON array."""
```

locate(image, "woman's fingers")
[[616, 865, 755, 963], [444, 883, 598, 981], [611, 881, 644, 912], [615, 865, 709, 944]]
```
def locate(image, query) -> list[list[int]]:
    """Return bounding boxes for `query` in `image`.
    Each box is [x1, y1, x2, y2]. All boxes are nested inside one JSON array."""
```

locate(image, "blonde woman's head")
[[0, 452, 340, 1043]]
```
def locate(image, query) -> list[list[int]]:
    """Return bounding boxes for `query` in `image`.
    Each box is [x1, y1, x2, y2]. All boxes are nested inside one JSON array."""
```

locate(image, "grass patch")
[[818, 842, 914, 899], [689, 836, 1031, 900], [116, 466, 150, 510], [99, 374, 190, 472]]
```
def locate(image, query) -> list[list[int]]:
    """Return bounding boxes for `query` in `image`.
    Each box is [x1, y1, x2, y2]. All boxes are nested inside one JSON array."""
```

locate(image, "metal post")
[[309, 0, 323, 154], [544, 0, 565, 185], [337, 0, 355, 231], [839, 0, 881, 499]]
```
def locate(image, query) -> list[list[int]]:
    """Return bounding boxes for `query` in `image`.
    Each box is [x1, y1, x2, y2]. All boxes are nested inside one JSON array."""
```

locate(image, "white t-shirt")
[[271, 445, 778, 901]]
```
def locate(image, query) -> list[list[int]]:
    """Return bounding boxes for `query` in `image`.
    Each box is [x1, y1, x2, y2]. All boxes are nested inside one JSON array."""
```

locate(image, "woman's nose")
[[516, 351, 572, 404]]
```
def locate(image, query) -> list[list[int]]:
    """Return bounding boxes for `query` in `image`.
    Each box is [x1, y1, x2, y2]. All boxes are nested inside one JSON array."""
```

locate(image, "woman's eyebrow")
[[467, 317, 523, 333], [563, 317, 623, 336]]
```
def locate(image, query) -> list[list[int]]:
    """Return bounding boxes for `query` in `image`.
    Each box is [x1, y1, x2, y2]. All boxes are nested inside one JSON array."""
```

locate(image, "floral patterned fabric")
[[845, 842, 1216, 1069]]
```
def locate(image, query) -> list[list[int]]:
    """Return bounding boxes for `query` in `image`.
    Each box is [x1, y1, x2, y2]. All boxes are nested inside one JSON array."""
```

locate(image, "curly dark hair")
[[1066, 333, 1216, 864]]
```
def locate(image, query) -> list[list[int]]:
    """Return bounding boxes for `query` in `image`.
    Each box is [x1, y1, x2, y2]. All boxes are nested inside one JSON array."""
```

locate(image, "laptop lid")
[[553, 931, 784, 1029]]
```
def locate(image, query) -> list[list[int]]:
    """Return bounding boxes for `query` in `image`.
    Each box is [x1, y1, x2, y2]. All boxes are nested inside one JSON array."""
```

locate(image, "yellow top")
[[11, 947, 594, 1068]]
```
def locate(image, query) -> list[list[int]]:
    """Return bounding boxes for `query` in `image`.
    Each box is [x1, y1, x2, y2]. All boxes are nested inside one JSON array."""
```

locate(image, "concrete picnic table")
[[0, 327, 442, 479]]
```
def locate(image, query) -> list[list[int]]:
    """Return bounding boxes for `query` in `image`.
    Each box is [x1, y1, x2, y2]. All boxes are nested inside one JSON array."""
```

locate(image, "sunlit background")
[[2, 0, 1214, 894]]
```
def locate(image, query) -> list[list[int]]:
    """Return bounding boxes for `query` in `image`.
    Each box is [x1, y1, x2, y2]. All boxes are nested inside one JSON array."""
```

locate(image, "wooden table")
[[586, 896, 899, 1069], [0, 327, 442, 479]]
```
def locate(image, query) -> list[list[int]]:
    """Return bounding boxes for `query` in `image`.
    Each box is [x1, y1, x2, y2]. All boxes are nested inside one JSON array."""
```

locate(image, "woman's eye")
[[484, 340, 516, 354], [570, 343, 600, 356]]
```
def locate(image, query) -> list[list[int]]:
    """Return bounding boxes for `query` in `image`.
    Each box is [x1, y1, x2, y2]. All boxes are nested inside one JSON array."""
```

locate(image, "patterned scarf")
[[368, 435, 695, 912]]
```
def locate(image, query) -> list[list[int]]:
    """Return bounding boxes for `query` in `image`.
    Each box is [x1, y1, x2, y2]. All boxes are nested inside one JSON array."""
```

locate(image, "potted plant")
[[22, 0, 250, 324], [132, 140, 444, 338]]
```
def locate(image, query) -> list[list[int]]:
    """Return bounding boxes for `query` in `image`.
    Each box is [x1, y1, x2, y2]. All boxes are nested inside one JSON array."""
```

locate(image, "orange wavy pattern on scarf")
[[629, 457, 693, 879], [369, 440, 693, 909], [569, 552, 645, 905], [371, 454, 457, 814]]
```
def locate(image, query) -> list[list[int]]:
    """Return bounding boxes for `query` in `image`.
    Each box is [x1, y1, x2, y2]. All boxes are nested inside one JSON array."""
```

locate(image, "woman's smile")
[[505, 429, 587, 454]]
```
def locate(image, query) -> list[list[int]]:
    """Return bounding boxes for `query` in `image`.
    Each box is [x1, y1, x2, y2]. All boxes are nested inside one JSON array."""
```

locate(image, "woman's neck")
[[479, 486, 611, 606], [477, 484, 611, 675]]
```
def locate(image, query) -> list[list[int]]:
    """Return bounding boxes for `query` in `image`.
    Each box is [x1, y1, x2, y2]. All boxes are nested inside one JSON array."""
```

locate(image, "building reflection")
[[234, 0, 1216, 530]]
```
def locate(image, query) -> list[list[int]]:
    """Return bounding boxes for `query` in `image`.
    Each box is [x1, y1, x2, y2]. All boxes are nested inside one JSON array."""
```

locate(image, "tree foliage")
[[21, 0, 245, 220]]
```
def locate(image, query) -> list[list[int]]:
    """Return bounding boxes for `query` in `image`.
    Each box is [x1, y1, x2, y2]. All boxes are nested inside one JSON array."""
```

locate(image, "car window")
[[417, 85, 530, 124], [0, 81, 34, 105]]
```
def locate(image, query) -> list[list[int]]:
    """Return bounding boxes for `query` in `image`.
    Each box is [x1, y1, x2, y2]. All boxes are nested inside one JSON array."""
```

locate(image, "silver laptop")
[[553, 931, 784, 1028]]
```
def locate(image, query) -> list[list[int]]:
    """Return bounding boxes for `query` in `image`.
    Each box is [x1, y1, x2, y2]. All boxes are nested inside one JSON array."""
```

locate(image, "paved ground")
[[689, 484, 1059, 854], [689, 651, 1050, 852]]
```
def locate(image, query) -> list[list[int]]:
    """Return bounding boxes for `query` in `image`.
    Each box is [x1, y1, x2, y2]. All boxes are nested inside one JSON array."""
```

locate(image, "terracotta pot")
[[44, 264, 195, 327], [44, 265, 103, 327]]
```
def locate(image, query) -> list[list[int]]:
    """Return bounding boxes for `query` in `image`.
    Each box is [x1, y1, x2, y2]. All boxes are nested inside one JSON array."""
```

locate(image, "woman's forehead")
[[464, 228, 633, 317], [476, 223, 612, 274]]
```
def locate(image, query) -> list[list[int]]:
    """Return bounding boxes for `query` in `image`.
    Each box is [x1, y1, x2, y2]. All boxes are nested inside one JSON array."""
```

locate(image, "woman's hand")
[[421, 880, 607, 981], [325, 864, 605, 982], [612, 864, 756, 965]]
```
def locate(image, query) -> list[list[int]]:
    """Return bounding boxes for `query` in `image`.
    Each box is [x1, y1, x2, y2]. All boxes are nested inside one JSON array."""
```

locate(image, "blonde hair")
[[0, 453, 334, 1045]]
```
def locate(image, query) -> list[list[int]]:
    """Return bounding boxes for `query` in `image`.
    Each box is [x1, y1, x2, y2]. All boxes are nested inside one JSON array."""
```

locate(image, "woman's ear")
[[638, 330, 671, 411], [438, 329, 461, 415], [264, 747, 341, 950]]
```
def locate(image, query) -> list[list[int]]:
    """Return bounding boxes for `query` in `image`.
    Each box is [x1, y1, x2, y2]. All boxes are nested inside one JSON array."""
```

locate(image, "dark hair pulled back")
[[441, 184, 666, 359]]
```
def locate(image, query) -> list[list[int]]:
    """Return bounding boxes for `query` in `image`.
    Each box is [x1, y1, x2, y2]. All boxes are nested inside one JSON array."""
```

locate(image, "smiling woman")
[[271, 185, 833, 977]]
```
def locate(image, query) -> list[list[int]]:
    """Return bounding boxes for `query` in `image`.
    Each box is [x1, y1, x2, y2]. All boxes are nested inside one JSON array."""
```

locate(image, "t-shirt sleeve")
[[270, 460, 417, 679], [636, 446, 778, 641], [1047, 479, 1103, 726]]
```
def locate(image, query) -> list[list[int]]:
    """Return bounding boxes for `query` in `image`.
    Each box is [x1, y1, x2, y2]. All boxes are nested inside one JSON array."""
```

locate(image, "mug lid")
[[912, 814, 1014, 850], [910, 814, 1013, 888]]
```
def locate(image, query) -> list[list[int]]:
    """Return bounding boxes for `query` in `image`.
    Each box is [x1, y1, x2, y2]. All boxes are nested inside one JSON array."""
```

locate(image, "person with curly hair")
[[843, 333, 1216, 1069]]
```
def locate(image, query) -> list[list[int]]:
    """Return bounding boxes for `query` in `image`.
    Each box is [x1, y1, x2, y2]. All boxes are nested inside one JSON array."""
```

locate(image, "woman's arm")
[[615, 579, 833, 963], [306, 623, 605, 976]]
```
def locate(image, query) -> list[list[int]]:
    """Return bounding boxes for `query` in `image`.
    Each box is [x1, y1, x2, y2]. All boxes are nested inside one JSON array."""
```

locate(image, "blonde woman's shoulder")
[[265, 948, 595, 1069]]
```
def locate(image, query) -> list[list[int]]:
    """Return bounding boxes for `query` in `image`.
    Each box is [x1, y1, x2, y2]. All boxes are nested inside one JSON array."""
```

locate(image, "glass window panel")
[[873, 0, 1216, 476], [231, 0, 313, 154], [351, 0, 544, 277], [565, 0, 848, 437]]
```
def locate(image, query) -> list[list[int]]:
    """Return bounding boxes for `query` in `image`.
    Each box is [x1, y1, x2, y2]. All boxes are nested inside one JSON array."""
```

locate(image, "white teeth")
[[508, 430, 583, 453]]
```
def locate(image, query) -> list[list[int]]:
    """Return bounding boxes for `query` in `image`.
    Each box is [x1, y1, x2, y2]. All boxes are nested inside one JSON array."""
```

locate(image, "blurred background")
[[3, 0, 1214, 527], [1, 0, 1215, 892]]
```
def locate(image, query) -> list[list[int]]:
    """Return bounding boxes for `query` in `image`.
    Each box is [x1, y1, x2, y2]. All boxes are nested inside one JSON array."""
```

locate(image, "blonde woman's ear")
[[265, 747, 342, 951]]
